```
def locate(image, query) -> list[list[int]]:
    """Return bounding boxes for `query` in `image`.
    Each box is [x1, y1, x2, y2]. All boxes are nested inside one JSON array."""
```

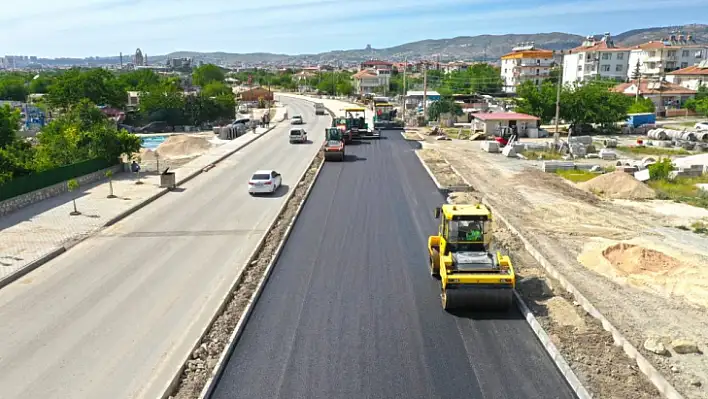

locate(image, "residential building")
[[666, 60, 708, 90], [403, 90, 441, 110], [470, 112, 540, 136], [611, 80, 696, 111], [442, 61, 473, 74], [500, 43, 554, 93], [360, 60, 393, 71], [352, 69, 391, 95], [239, 87, 274, 102], [627, 33, 707, 78], [127, 91, 141, 108], [562, 33, 630, 84]]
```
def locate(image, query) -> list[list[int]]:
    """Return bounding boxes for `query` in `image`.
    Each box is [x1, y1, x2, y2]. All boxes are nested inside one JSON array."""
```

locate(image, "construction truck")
[[322, 127, 345, 161], [428, 203, 515, 311], [343, 107, 379, 139]]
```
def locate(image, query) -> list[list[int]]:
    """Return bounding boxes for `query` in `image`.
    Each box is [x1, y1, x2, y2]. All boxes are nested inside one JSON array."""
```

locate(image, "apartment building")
[[352, 69, 391, 95], [627, 33, 707, 78], [666, 60, 708, 90], [500, 44, 555, 93], [562, 33, 630, 84]]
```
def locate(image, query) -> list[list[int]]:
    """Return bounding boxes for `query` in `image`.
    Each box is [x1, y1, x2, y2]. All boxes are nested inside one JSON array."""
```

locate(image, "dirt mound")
[[578, 171, 656, 200], [156, 135, 211, 158], [602, 243, 681, 276], [138, 148, 157, 161]]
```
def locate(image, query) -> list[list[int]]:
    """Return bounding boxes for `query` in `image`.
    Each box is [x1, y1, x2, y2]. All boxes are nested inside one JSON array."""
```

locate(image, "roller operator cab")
[[428, 203, 515, 311], [322, 127, 345, 161]]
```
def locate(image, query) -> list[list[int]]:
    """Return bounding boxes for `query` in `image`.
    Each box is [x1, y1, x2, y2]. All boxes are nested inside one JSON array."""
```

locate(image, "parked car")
[[289, 128, 307, 144], [118, 124, 136, 133], [291, 115, 304, 125], [136, 121, 173, 133], [694, 121, 708, 131], [248, 170, 282, 195]]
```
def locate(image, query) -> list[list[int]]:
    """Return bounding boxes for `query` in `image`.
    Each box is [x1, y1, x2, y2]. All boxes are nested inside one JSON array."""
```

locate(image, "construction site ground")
[[413, 135, 708, 399]]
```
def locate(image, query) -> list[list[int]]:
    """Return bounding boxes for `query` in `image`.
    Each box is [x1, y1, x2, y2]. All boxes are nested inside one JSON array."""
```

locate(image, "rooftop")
[[666, 62, 708, 76], [611, 80, 697, 95], [406, 90, 441, 97]]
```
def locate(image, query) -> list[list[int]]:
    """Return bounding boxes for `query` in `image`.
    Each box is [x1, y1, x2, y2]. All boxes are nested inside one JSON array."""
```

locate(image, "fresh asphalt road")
[[211, 132, 576, 399], [0, 98, 328, 399]]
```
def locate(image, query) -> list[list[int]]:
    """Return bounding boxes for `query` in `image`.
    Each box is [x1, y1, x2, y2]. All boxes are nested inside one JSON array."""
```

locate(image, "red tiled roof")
[[361, 60, 392, 66], [630, 40, 704, 50], [611, 80, 697, 95], [570, 40, 629, 53], [667, 65, 708, 76], [352, 70, 377, 79], [472, 112, 539, 121]]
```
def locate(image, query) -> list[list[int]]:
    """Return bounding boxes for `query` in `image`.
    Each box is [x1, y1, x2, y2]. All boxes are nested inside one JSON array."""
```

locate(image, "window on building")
[[536, 69, 540, 75], [668, 50, 677, 57], [681, 62, 688, 69], [615, 64, 623, 72], [648, 62, 656, 69], [649, 51, 656, 57], [577, 65, 582, 71], [697, 51, 704, 58], [602, 53, 611, 60], [682, 50, 690, 57], [601, 65, 611, 72], [579, 54, 584, 60], [617, 53, 624, 60]]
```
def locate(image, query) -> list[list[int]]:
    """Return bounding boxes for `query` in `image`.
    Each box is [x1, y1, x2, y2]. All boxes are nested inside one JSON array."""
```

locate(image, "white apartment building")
[[562, 33, 630, 84], [352, 69, 391, 95], [627, 33, 707, 78], [666, 60, 708, 90], [500, 44, 555, 93]]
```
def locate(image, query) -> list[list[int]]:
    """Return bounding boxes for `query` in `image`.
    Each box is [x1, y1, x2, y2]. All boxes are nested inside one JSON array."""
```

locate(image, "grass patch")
[[692, 221, 708, 234], [521, 150, 564, 160], [442, 128, 472, 139], [616, 145, 690, 156], [555, 169, 598, 183], [648, 176, 708, 209]]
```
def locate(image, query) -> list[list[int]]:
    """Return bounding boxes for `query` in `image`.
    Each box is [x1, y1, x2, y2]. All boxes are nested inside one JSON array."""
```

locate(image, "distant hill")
[[34, 24, 708, 66]]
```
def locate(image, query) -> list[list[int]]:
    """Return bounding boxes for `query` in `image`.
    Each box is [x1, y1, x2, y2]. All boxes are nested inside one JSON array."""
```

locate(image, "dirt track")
[[417, 141, 708, 399]]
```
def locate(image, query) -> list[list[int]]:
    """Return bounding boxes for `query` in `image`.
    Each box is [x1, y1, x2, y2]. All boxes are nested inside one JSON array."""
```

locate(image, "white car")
[[291, 115, 304, 125], [248, 170, 282, 195], [694, 121, 708, 131], [289, 128, 307, 143]]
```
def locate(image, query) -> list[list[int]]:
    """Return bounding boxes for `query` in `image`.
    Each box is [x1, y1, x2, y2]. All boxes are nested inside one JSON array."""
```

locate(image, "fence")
[[0, 158, 117, 201]]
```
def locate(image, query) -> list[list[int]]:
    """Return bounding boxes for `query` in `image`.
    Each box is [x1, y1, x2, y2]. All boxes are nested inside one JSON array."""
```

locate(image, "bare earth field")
[[414, 139, 708, 399]]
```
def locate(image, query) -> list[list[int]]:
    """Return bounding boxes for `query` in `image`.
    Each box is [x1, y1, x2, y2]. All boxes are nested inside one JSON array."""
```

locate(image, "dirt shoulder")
[[415, 141, 708, 399]]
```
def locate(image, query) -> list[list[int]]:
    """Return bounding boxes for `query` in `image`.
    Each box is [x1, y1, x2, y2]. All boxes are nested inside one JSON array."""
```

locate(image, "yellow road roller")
[[428, 203, 515, 311]]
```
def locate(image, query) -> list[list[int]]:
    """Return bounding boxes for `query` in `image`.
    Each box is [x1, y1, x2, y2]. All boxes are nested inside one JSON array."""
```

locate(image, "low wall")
[[0, 164, 123, 217]]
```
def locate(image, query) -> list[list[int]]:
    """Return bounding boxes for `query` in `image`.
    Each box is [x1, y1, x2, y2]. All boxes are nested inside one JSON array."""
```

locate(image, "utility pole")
[[553, 52, 563, 148], [403, 57, 407, 115], [422, 64, 428, 123]]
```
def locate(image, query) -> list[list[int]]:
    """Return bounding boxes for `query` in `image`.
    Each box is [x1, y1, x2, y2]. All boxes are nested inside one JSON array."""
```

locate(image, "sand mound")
[[138, 148, 157, 161], [602, 243, 681, 276], [156, 135, 211, 158], [578, 171, 656, 199]]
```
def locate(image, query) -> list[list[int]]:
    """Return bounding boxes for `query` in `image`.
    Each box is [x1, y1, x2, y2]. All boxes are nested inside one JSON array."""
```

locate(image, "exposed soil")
[[168, 152, 324, 399], [578, 171, 657, 200], [424, 139, 708, 398], [418, 149, 468, 187]]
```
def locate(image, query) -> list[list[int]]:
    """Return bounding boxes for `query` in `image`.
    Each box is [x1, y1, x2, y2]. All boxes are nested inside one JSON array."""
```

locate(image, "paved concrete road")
[[211, 132, 576, 399], [0, 98, 328, 399]]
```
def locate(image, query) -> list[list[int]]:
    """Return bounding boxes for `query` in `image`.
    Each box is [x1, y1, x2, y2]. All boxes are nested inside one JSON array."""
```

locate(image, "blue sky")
[[1, 0, 707, 58]]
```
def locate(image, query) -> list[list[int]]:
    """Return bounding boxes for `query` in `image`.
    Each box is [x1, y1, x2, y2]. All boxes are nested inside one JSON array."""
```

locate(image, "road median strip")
[[164, 151, 325, 399], [413, 143, 682, 399]]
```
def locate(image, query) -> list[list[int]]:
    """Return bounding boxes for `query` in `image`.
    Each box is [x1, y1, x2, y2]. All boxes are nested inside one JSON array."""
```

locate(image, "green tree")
[[47, 68, 126, 110], [514, 80, 558, 124], [0, 105, 35, 183], [0, 104, 21, 148], [201, 81, 231, 97], [561, 82, 632, 127], [116, 69, 162, 91], [138, 84, 186, 126], [34, 123, 87, 170], [28, 75, 54, 94], [627, 97, 656, 113], [428, 97, 463, 121], [0, 75, 28, 101], [192, 64, 226, 86], [67, 179, 81, 215]]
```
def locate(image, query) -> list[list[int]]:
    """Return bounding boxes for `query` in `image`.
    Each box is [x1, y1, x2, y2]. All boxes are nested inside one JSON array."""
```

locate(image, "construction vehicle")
[[322, 127, 345, 161], [428, 203, 515, 311], [332, 117, 353, 143], [372, 102, 397, 129], [343, 107, 379, 139]]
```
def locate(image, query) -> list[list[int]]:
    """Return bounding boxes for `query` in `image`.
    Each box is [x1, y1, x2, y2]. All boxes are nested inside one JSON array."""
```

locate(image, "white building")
[[562, 33, 630, 84], [352, 69, 391, 95], [666, 60, 708, 90], [626, 33, 707, 78], [500, 44, 555, 93]]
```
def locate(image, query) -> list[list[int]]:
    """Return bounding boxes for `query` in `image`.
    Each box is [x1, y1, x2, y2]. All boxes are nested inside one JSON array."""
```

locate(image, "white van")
[[289, 128, 307, 144]]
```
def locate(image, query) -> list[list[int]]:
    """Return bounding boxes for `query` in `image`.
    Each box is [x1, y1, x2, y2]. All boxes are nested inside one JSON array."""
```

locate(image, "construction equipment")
[[343, 107, 379, 139], [428, 203, 515, 311], [373, 102, 397, 129], [322, 127, 345, 161], [332, 117, 353, 143]]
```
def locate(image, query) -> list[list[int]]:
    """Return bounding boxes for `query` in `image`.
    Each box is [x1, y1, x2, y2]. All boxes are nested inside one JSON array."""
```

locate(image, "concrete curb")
[[158, 154, 325, 399], [412, 146, 591, 399], [0, 247, 66, 290], [0, 115, 288, 291], [416, 144, 684, 399], [197, 157, 324, 399]]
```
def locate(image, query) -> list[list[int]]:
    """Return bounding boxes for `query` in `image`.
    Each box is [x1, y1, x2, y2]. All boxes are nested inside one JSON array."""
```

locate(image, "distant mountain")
[[31, 24, 708, 67]]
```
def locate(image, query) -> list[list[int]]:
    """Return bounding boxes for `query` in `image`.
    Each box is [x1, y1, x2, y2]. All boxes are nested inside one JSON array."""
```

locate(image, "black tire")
[[430, 248, 440, 278]]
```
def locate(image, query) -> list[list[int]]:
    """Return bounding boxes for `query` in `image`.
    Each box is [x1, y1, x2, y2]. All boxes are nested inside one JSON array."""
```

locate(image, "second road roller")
[[428, 203, 515, 311]]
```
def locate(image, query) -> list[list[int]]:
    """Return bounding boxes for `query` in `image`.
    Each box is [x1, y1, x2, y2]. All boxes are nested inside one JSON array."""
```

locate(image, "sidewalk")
[[0, 107, 287, 287]]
